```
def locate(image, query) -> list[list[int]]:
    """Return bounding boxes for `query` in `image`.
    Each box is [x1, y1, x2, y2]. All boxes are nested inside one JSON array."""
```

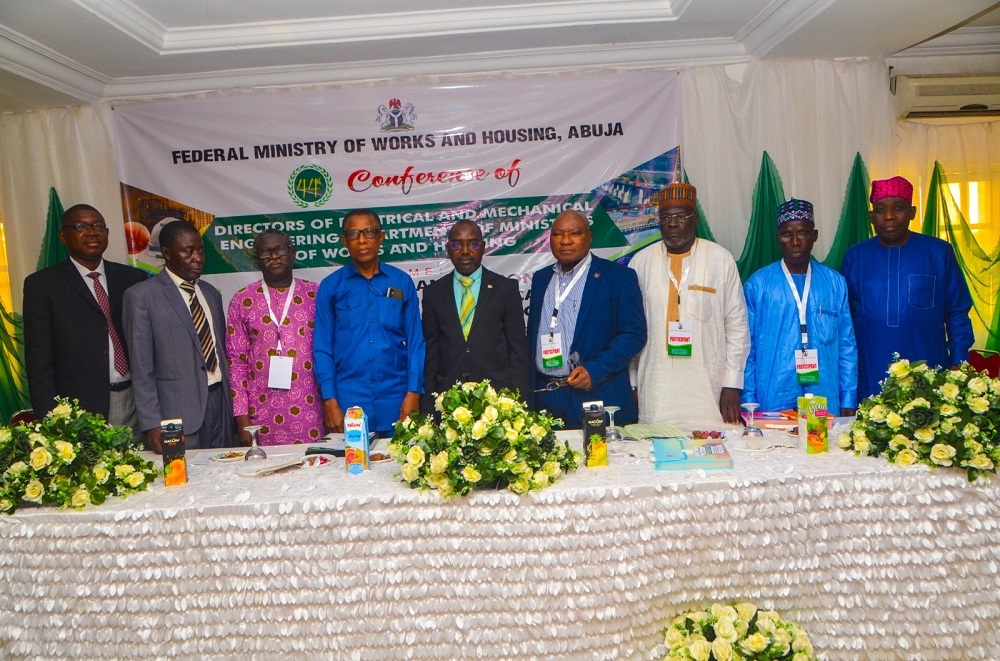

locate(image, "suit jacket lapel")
[[158, 269, 201, 347], [59, 260, 102, 315], [467, 270, 495, 341], [573, 256, 600, 343]]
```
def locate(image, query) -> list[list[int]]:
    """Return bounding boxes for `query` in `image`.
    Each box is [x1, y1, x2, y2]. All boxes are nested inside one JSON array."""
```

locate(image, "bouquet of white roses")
[[0, 398, 158, 513], [839, 356, 1000, 482], [662, 601, 818, 661], [388, 380, 582, 499]]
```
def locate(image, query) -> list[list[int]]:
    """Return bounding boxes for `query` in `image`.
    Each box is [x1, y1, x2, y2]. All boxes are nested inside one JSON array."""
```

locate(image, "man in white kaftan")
[[630, 183, 749, 426]]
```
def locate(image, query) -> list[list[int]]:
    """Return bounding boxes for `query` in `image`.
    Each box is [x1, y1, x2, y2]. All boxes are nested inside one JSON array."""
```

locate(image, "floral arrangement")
[[388, 380, 582, 499], [0, 398, 158, 513], [662, 601, 818, 661], [839, 356, 1000, 482]]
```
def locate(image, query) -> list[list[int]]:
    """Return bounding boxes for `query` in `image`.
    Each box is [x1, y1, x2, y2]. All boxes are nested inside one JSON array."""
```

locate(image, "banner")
[[112, 72, 682, 305]]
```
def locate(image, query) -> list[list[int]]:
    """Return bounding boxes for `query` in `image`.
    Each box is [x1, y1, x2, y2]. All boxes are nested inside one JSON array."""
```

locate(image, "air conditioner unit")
[[892, 74, 1000, 118]]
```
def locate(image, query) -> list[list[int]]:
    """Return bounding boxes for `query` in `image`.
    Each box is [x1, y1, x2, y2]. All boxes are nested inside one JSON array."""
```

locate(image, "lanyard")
[[780, 260, 812, 348], [664, 239, 696, 306], [261, 280, 296, 352], [549, 253, 591, 337]]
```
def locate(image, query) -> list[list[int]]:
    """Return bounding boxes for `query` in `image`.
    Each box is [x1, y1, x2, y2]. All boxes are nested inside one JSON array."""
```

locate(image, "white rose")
[[445, 426, 459, 443], [434, 393, 445, 412], [929, 443, 957, 466], [734, 602, 757, 623], [471, 419, 489, 440], [5, 461, 27, 476], [417, 424, 435, 440], [965, 439, 984, 454], [461, 382, 477, 392], [713, 617, 738, 644], [688, 639, 711, 661], [71, 488, 91, 508], [741, 632, 770, 654], [711, 638, 735, 661], [49, 402, 72, 419], [968, 377, 988, 394], [509, 479, 530, 494], [530, 470, 549, 488], [901, 397, 930, 413], [430, 451, 449, 474], [23, 479, 45, 503], [482, 406, 498, 424], [940, 419, 955, 434], [939, 383, 960, 401], [664, 626, 687, 648], [498, 397, 516, 413], [895, 449, 919, 466], [962, 423, 980, 439], [913, 427, 935, 443], [406, 445, 426, 467], [28, 432, 47, 447], [484, 386, 498, 401], [889, 434, 911, 450], [400, 463, 419, 482], [868, 405, 887, 423], [837, 432, 853, 449], [967, 396, 990, 414]]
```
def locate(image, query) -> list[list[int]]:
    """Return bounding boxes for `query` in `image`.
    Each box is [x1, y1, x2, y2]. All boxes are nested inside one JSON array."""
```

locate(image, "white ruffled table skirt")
[[2, 431, 999, 659]]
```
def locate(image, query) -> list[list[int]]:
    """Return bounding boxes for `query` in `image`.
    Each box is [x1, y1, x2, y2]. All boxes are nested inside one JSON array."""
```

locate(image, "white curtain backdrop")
[[680, 58, 896, 259], [1, 58, 987, 313]]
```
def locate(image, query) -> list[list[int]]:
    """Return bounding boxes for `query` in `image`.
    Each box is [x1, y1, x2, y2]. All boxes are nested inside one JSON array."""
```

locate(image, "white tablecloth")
[[2, 431, 999, 659]]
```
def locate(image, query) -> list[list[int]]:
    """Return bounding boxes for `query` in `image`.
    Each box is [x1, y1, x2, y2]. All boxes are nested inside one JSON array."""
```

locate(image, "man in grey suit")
[[123, 220, 234, 452]]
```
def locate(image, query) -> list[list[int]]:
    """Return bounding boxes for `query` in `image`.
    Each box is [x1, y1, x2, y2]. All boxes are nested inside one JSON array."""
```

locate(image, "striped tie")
[[179, 280, 219, 372], [459, 275, 475, 340]]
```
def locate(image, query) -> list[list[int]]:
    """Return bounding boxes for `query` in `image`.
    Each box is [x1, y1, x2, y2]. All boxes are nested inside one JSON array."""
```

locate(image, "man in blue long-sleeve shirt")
[[314, 209, 425, 435]]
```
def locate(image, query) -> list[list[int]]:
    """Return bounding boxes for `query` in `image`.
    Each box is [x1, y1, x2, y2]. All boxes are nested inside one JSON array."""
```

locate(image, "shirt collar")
[[70, 257, 106, 279], [552, 252, 592, 278], [164, 266, 196, 290], [453, 266, 483, 284], [344, 261, 385, 279]]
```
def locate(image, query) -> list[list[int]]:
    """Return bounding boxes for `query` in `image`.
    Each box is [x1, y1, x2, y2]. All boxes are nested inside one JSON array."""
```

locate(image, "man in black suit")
[[421, 220, 529, 409], [23, 204, 148, 429]]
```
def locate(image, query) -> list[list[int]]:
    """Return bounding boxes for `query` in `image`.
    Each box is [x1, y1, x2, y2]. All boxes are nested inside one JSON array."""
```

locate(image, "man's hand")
[[235, 415, 253, 446], [399, 392, 420, 423], [323, 399, 344, 433], [566, 365, 592, 391], [145, 427, 163, 455], [719, 387, 742, 425]]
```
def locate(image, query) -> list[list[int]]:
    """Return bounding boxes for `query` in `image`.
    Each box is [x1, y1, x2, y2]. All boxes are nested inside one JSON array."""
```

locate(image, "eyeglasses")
[[659, 212, 696, 223], [778, 231, 814, 243], [62, 222, 109, 234], [256, 246, 290, 259], [447, 240, 483, 251], [343, 228, 381, 240], [533, 352, 581, 392]]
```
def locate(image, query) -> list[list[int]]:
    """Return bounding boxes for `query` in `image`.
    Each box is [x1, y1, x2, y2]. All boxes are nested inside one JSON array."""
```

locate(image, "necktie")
[[87, 272, 130, 376], [459, 276, 475, 340], [179, 280, 219, 373]]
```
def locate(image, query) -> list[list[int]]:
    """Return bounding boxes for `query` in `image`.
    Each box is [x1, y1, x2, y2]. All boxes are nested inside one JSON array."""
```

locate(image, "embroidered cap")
[[777, 198, 814, 225], [870, 176, 913, 205], [655, 183, 698, 211]]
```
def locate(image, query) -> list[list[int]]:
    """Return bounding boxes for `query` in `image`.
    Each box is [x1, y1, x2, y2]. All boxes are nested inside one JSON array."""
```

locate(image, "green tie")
[[459, 275, 475, 339]]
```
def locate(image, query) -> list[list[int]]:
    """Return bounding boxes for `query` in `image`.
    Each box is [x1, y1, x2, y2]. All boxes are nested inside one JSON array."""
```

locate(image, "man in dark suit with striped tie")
[[123, 220, 234, 452], [421, 220, 529, 411]]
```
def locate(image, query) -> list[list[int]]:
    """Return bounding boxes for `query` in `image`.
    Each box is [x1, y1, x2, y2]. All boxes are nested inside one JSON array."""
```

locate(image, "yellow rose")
[[773, 627, 792, 650], [28, 432, 47, 447], [792, 634, 814, 654], [461, 465, 482, 482], [430, 451, 449, 474], [502, 447, 517, 462], [509, 479, 530, 494], [453, 407, 472, 425], [741, 632, 770, 654], [969, 454, 994, 470], [484, 385, 497, 399], [49, 402, 72, 419], [885, 412, 903, 430], [125, 472, 145, 488], [664, 626, 687, 648], [900, 397, 930, 413], [29, 446, 53, 470], [962, 423, 980, 439], [530, 470, 549, 488], [482, 406, 498, 424], [437, 480, 454, 498], [837, 432, 852, 449], [913, 427, 935, 443], [513, 417, 525, 432], [967, 396, 990, 414], [434, 393, 445, 412], [734, 602, 757, 623], [888, 359, 911, 378], [0, 499, 13, 513], [541, 461, 561, 477], [23, 479, 45, 503], [949, 370, 967, 383], [504, 427, 518, 442], [93, 465, 110, 484], [0, 428, 10, 443], [115, 464, 135, 478], [939, 403, 959, 416], [400, 463, 419, 482], [793, 653, 812, 661], [406, 445, 426, 467], [688, 640, 711, 661], [53, 440, 76, 462], [444, 426, 459, 443], [71, 488, 91, 508], [417, 424, 435, 440], [867, 405, 887, 422], [854, 437, 872, 454], [471, 419, 489, 440], [940, 419, 955, 434], [529, 424, 547, 441], [498, 397, 516, 413], [889, 434, 911, 450], [513, 461, 530, 475], [939, 383, 960, 400], [930, 443, 957, 466], [711, 638, 735, 661], [5, 461, 27, 476], [713, 617, 738, 643], [898, 376, 915, 389], [968, 377, 988, 394]]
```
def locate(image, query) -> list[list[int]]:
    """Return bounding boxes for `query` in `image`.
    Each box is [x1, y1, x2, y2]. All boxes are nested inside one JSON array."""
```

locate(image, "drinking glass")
[[243, 425, 267, 461], [741, 403, 764, 440], [605, 405, 623, 453]]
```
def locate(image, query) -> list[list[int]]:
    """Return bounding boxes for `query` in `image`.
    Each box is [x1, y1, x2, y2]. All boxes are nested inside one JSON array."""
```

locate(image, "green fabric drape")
[[35, 187, 67, 271], [736, 152, 785, 282], [922, 162, 1000, 351], [0, 303, 28, 422], [822, 152, 873, 271]]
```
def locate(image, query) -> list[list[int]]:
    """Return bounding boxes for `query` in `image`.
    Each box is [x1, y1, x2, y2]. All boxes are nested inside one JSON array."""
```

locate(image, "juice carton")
[[160, 419, 187, 486], [344, 406, 370, 474], [582, 400, 608, 467], [797, 393, 829, 454]]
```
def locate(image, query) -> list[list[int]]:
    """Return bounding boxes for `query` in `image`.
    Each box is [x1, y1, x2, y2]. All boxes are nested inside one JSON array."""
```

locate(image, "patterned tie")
[[179, 280, 219, 372], [459, 276, 475, 340], [87, 272, 130, 376]]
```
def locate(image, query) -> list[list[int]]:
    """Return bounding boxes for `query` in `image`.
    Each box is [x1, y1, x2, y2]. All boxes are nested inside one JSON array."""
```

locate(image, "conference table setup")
[[2, 421, 999, 660]]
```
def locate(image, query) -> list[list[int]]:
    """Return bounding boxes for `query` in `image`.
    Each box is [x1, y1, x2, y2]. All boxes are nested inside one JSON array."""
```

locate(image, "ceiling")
[[1, 0, 998, 114]]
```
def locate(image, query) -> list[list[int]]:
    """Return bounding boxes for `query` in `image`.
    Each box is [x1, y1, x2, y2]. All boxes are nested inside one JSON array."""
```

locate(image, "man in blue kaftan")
[[841, 176, 973, 400], [743, 199, 858, 415]]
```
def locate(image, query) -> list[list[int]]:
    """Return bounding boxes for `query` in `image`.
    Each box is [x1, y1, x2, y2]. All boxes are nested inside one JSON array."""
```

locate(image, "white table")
[[2, 432, 999, 659]]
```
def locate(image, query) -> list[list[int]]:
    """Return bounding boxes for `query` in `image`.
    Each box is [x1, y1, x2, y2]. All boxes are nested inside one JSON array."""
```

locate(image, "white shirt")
[[70, 257, 129, 385]]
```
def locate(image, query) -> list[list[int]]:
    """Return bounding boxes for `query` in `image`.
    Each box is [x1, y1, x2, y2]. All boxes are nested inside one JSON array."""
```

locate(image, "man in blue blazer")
[[123, 220, 234, 452], [527, 210, 646, 428]]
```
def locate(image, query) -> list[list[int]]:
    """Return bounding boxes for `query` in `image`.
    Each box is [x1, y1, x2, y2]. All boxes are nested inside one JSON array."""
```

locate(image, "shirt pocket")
[[334, 298, 360, 331], [810, 308, 839, 345], [378, 295, 404, 332], [908, 274, 936, 310], [683, 284, 717, 323]]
